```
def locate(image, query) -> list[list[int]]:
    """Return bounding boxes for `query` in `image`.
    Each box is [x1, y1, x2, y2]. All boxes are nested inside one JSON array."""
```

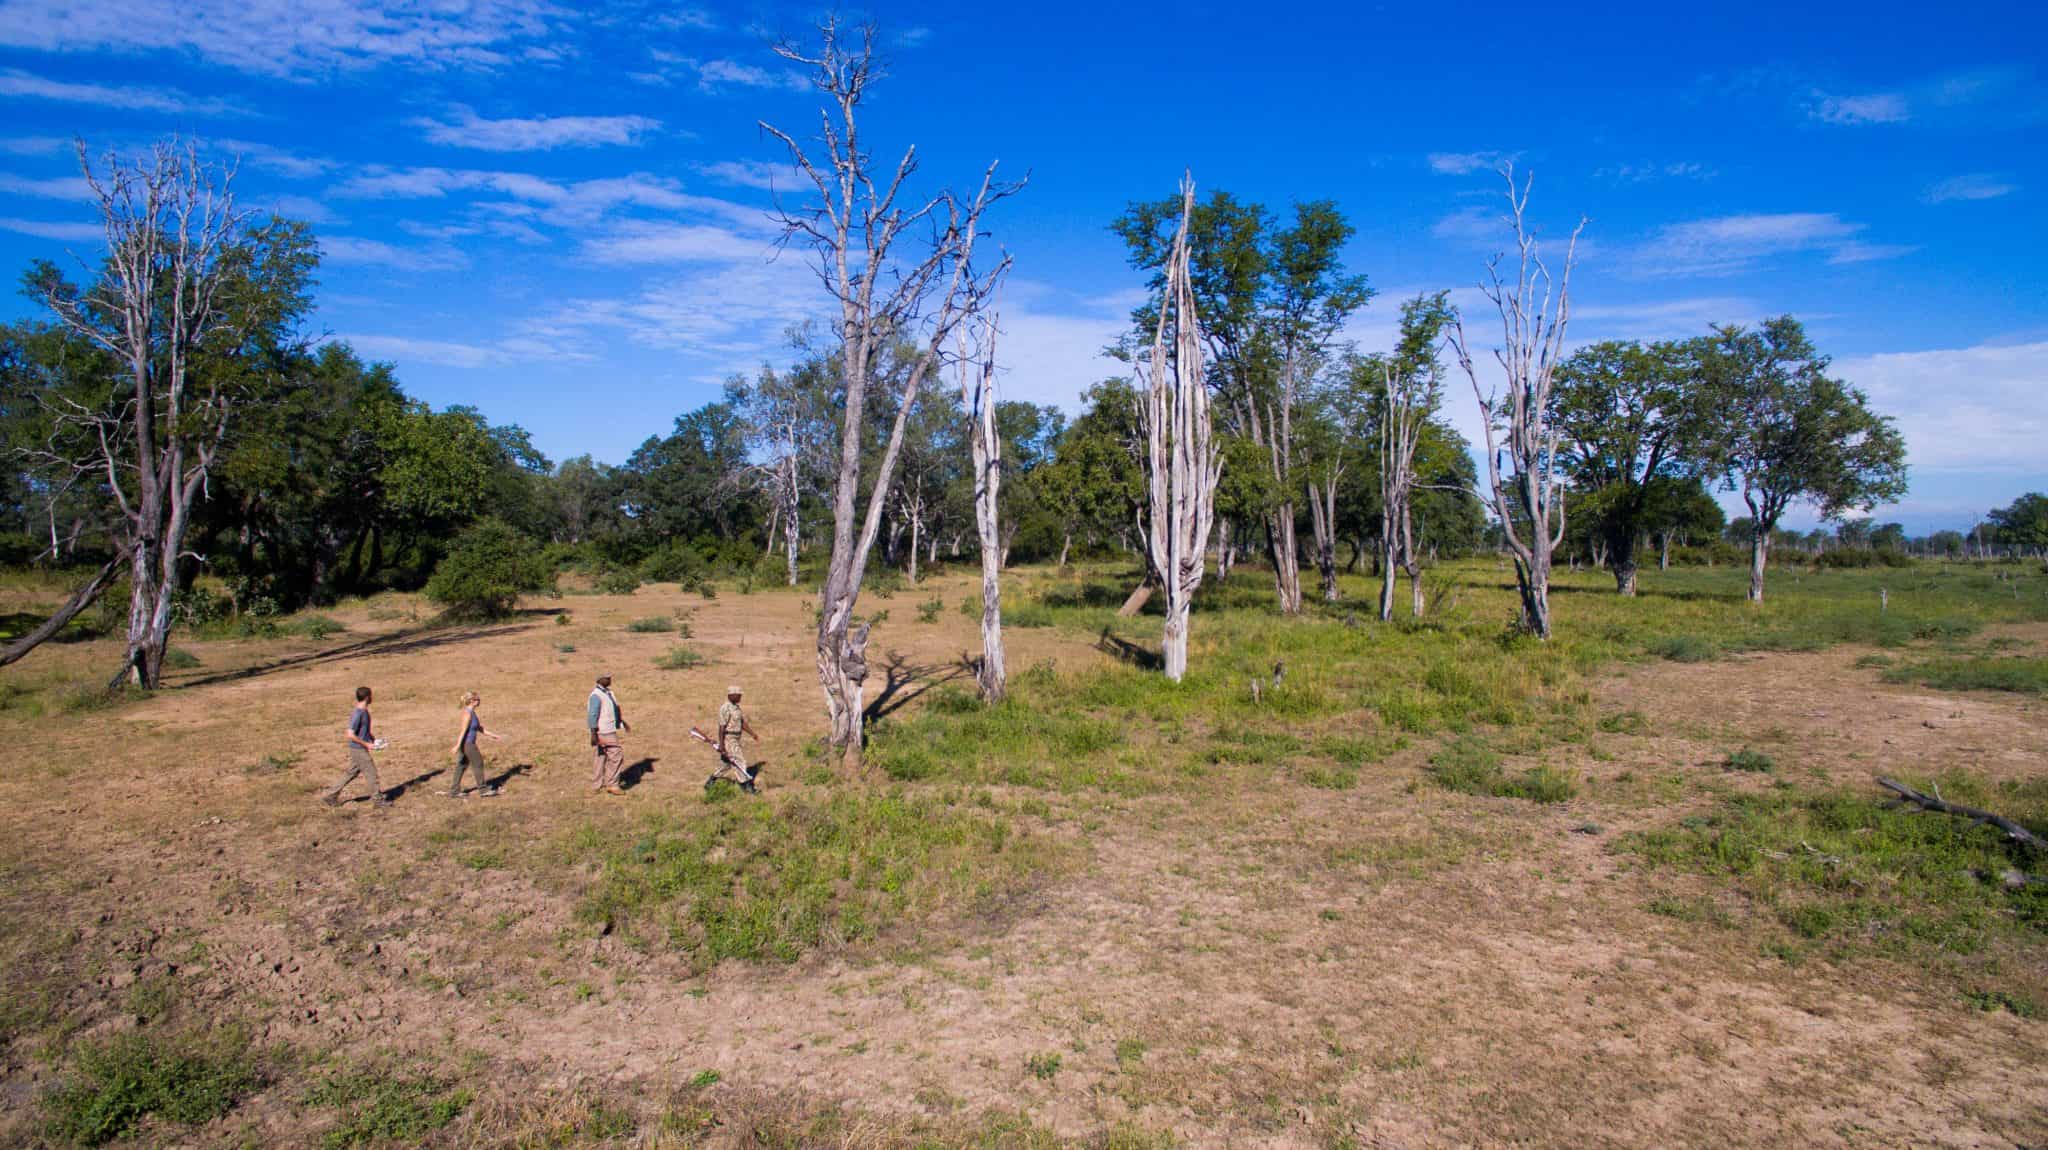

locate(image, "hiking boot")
[[741, 780, 759, 794]]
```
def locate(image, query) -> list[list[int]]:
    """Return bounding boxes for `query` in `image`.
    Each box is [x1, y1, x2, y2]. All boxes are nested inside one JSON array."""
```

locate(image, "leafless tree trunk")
[[1306, 467, 1341, 602], [23, 141, 248, 687], [764, 19, 1019, 769], [1446, 166, 1583, 640], [1403, 504, 1424, 617], [956, 296, 1010, 701], [0, 546, 130, 668], [1057, 530, 1072, 568], [1138, 177, 1223, 682]]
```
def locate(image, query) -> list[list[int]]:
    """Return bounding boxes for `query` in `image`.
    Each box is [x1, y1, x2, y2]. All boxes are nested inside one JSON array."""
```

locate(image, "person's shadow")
[[618, 757, 659, 790], [484, 763, 533, 791], [383, 767, 444, 800]]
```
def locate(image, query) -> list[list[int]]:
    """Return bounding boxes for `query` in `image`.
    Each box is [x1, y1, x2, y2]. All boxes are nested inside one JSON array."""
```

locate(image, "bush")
[[595, 566, 642, 596], [625, 616, 673, 633], [639, 542, 711, 588], [917, 596, 944, 624], [424, 520, 555, 619], [306, 1069, 471, 1148], [1813, 548, 1914, 570], [44, 1029, 259, 1146], [1722, 748, 1775, 772], [654, 645, 707, 670]]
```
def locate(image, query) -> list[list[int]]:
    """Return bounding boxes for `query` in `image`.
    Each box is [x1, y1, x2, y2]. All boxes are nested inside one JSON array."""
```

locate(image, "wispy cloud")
[[691, 58, 808, 92], [1427, 150, 1516, 175], [0, 66, 246, 116], [331, 165, 769, 232], [1623, 212, 1907, 277], [696, 159, 800, 191], [580, 221, 774, 265], [412, 105, 661, 151], [1572, 296, 1761, 339], [0, 0, 567, 78], [0, 172, 91, 200], [320, 235, 466, 272], [0, 134, 68, 156], [0, 215, 99, 242], [1594, 160, 1715, 184], [1810, 91, 1908, 125], [1924, 173, 2016, 203], [212, 139, 334, 179], [1429, 205, 1498, 243]]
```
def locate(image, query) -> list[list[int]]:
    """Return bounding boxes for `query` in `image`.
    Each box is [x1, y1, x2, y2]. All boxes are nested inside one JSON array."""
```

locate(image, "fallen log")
[[1877, 777, 2046, 854]]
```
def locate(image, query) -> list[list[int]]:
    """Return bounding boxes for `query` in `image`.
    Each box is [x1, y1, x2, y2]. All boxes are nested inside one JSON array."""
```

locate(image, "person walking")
[[587, 674, 630, 796], [323, 686, 389, 808], [447, 691, 504, 799], [709, 684, 761, 793]]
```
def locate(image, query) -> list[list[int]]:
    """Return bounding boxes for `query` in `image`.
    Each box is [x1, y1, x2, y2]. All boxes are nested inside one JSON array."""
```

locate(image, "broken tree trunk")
[[1878, 778, 2046, 854]]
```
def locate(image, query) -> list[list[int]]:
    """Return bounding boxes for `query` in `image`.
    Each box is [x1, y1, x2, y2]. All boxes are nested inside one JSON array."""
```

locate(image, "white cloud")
[[1428, 150, 1515, 175], [1572, 296, 1760, 340], [0, 215, 99, 241], [262, 193, 337, 224], [693, 58, 808, 92], [697, 159, 800, 191], [212, 139, 334, 179], [0, 0, 565, 77], [0, 172, 91, 200], [1841, 341, 2048, 474], [1810, 91, 1909, 125], [1430, 205, 1498, 243], [0, 135, 68, 155], [1924, 173, 2016, 203], [1595, 160, 1715, 183], [337, 334, 510, 369], [1624, 212, 1906, 277], [413, 105, 661, 151], [320, 235, 466, 272], [580, 220, 775, 265], [535, 258, 822, 357], [0, 66, 246, 116]]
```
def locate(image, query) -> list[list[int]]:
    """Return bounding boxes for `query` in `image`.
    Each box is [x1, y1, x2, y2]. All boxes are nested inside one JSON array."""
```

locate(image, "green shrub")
[[44, 1029, 259, 1146], [425, 520, 555, 619], [917, 596, 944, 623], [595, 567, 642, 596], [654, 645, 707, 671], [1722, 748, 1775, 772], [161, 648, 201, 670], [1025, 1052, 1062, 1081], [625, 616, 672, 633]]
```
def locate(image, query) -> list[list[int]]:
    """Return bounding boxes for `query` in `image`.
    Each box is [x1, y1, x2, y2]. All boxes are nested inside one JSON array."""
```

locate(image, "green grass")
[[305, 1068, 471, 1148], [1883, 656, 2048, 696], [1024, 1052, 1062, 1081], [569, 789, 1060, 970], [1647, 633, 1718, 662], [625, 615, 673, 633], [1425, 735, 1578, 804], [1622, 773, 2048, 960], [1722, 748, 1776, 773], [43, 1028, 259, 1146], [653, 644, 708, 670]]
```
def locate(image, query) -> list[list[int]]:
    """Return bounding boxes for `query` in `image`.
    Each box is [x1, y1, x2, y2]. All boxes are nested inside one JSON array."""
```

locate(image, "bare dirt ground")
[[0, 581, 2042, 1148]]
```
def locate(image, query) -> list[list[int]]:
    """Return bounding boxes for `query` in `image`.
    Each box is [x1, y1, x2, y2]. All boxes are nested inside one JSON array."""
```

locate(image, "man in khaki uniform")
[[587, 674, 630, 796], [710, 684, 760, 793]]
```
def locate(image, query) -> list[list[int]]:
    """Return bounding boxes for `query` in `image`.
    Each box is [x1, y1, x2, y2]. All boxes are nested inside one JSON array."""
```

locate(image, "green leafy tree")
[[1987, 493, 2048, 551], [1552, 339, 1714, 594], [425, 518, 555, 619], [1701, 316, 1908, 601]]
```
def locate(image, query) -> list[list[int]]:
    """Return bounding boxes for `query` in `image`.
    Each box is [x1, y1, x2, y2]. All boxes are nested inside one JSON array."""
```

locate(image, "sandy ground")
[[0, 577, 2042, 1148]]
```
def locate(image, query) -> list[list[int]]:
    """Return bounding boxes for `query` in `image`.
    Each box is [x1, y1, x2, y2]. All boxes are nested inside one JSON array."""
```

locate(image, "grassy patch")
[[1882, 656, 2048, 696], [307, 1068, 471, 1148], [1721, 748, 1775, 773], [1647, 634, 1718, 663], [1425, 736, 1577, 804], [1621, 774, 2048, 960], [866, 685, 1139, 792], [43, 1028, 259, 1147], [625, 615, 673, 633], [570, 789, 1059, 970], [653, 645, 708, 671]]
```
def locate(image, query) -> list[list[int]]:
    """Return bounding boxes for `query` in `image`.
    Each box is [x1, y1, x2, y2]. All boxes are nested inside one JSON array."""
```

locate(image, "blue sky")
[[0, 0, 2042, 532]]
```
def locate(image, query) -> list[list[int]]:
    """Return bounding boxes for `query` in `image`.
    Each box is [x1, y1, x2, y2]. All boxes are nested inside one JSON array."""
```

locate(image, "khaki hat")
[[726, 684, 743, 695]]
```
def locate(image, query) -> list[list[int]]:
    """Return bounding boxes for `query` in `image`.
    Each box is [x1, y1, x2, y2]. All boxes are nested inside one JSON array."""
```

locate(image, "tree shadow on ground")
[[618, 757, 658, 790], [171, 620, 541, 689], [1095, 628, 1163, 671], [863, 651, 972, 723]]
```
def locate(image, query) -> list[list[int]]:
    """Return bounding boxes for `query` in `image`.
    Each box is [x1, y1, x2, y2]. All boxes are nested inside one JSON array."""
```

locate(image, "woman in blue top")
[[448, 691, 505, 798]]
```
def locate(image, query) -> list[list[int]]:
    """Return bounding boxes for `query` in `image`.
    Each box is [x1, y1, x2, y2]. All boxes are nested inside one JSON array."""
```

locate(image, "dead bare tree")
[[955, 277, 1013, 702], [1446, 167, 1584, 640], [1138, 177, 1224, 682], [21, 140, 253, 687], [1378, 360, 1427, 621], [763, 19, 1021, 769]]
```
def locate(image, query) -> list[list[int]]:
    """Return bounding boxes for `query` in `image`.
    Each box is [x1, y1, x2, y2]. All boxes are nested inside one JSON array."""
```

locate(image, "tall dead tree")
[[23, 141, 253, 687], [955, 279, 1012, 701], [1138, 177, 1223, 682], [1446, 166, 1583, 640], [764, 20, 1020, 769], [1378, 362, 1426, 621]]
